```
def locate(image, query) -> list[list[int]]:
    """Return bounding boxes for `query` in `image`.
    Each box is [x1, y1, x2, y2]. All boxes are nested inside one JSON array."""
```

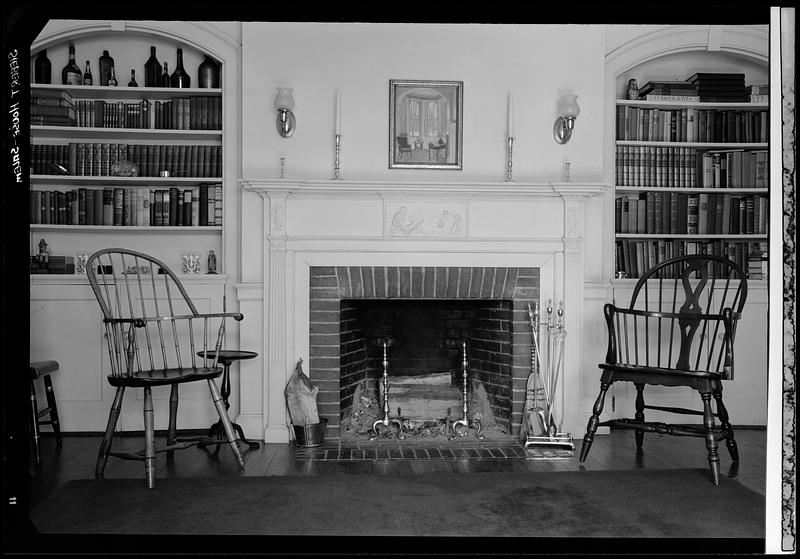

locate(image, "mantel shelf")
[[241, 179, 609, 197]]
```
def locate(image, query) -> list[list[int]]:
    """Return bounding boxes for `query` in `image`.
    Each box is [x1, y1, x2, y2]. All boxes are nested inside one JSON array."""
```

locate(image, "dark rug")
[[28, 469, 764, 541]]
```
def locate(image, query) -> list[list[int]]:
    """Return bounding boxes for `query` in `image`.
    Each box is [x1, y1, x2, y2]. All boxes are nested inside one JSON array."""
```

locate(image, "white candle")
[[507, 92, 513, 138], [335, 89, 341, 135]]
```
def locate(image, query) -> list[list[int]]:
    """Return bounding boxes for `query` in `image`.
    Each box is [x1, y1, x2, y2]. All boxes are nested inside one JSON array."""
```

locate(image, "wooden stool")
[[197, 350, 260, 458], [29, 360, 62, 464]]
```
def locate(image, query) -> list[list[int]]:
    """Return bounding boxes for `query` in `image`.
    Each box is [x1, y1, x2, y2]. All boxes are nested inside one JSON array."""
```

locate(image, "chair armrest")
[[604, 304, 739, 373], [195, 312, 245, 322], [720, 307, 737, 379], [603, 303, 619, 364]]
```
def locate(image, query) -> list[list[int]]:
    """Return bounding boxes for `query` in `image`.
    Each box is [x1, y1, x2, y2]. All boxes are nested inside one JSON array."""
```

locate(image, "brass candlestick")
[[333, 134, 342, 180], [505, 136, 514, 182]]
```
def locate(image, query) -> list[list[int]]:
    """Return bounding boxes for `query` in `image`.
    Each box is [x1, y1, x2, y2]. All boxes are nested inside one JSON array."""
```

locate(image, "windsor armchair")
[[580, 255, 748, 485], [86, 248, 245, 489]]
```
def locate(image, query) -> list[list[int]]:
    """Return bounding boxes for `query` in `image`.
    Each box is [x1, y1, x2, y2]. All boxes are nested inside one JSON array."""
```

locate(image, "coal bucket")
[[291, 418, 327, 447]]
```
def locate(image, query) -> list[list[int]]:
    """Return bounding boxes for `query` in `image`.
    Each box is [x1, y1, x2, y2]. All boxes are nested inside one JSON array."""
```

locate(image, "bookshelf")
[[614, 98, 769, 281], [30, 72, 224, 275], [28, 20, 241, 433]]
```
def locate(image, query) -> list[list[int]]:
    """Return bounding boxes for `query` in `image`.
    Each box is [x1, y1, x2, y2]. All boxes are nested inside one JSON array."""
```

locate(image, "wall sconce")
[[274, 87, 296, 138], [553, 94, 580, 144]]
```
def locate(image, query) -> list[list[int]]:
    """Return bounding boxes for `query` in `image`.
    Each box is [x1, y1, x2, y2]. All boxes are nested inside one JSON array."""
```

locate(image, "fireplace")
[[309, 266, 538, 440], [237, 179, 603, 444]]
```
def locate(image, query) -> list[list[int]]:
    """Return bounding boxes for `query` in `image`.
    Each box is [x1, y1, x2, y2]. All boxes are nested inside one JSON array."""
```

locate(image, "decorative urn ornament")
[[626, 79, 639, 100], [110, 160, 139, 177]]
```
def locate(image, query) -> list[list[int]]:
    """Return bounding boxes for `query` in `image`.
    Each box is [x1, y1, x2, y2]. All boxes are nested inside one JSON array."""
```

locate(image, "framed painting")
[[389, 79, 463, 170]]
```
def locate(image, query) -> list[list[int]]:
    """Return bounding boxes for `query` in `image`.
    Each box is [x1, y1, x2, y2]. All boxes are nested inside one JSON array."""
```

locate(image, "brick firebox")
[[308, 266, 539, 440]]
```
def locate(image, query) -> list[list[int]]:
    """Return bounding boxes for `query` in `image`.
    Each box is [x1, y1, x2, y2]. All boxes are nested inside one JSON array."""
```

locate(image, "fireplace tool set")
[[523, 299, 574, 450], [369, 339, 483, 440]]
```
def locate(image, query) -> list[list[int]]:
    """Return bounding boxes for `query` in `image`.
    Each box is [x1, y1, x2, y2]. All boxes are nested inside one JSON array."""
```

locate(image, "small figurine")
[[207, 250, 217, 274], [626, 79, 639, 100], [38, 238, 49, 265]]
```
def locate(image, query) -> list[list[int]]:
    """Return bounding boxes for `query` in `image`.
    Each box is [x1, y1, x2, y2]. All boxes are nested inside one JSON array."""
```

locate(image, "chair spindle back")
[[607, 255, 747, 379], [86, 248, 223, 378]]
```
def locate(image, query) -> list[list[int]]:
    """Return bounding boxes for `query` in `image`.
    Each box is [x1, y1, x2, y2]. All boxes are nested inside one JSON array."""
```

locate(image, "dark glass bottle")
[[160, 62, 170, 88], [82, 60, 93, 86], [34, 49, 52, 84], [144, 46, 160, 88], [128, 69, 138, 87], [197, 55, 219, 88], [99, 50, 114, 86], [108, 67, 117, 86], [61, 43, 82, 85], [169, 48, 190, 88]]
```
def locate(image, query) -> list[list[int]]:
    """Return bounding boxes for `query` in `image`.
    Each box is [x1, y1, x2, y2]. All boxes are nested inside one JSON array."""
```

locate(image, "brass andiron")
[[524, 299, 574, 450], [369, 339, 404, 440], [449, 341, 484, 440]]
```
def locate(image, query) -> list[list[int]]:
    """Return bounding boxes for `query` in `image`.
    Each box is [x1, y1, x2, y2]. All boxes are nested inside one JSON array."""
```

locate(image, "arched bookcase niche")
[[597, 24, 770, 429], [30, 19, 242, 289], [601, 24, 769, 281]]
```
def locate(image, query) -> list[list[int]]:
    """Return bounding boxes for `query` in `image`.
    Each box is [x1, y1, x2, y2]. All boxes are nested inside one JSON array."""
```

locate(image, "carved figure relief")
[[389, 206, 426, 236], [436, 209, 463, 234], [388, 205, 465, 237]]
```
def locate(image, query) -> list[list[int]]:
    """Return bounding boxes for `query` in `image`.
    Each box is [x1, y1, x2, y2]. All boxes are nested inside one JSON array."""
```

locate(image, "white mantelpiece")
[[237, 178, 607, 443]]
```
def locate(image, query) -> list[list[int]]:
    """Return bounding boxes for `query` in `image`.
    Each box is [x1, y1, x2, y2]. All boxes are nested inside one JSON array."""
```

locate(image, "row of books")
[[615, 192, 769, 236], [31, 142, 222, 178], [30, 88, 221, 131], [617, 106, 768, 143], [30, 184, 223, 227], [152, 97, 222, 130], [615, 239, 767, 280], [31, 105, 76, 127], [636, 80, 696, 98], [616, 146, 768, 188], [636, 94, 769, 103], [31, 89, 76, 126], [687, 73, 747, 102], [70, 100, 152, 129]]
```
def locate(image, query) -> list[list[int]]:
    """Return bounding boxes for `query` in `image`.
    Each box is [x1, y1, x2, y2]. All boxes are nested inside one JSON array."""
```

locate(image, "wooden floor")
[[25, 427, 766, 508]]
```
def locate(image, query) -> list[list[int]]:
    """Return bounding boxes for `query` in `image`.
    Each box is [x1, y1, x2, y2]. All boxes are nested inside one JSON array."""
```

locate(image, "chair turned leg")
[[207, 379, 245, 469], [713, 390, 739, 462], [143, 387, 157, 490], [701, 392, 721, 485], [43, 374, 62, 447], [634, 383, 645, 451], [167, 384, 179, 461], [29, 379, 42, 465], [96, 386, 125, 478], [580, 381, 611, 462]]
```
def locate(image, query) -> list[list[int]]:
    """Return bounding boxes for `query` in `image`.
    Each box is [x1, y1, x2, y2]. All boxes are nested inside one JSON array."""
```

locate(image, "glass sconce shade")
[[554, 94, 580, 144], [274, 87, 295, 111], [558, 94, 581, 119]]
